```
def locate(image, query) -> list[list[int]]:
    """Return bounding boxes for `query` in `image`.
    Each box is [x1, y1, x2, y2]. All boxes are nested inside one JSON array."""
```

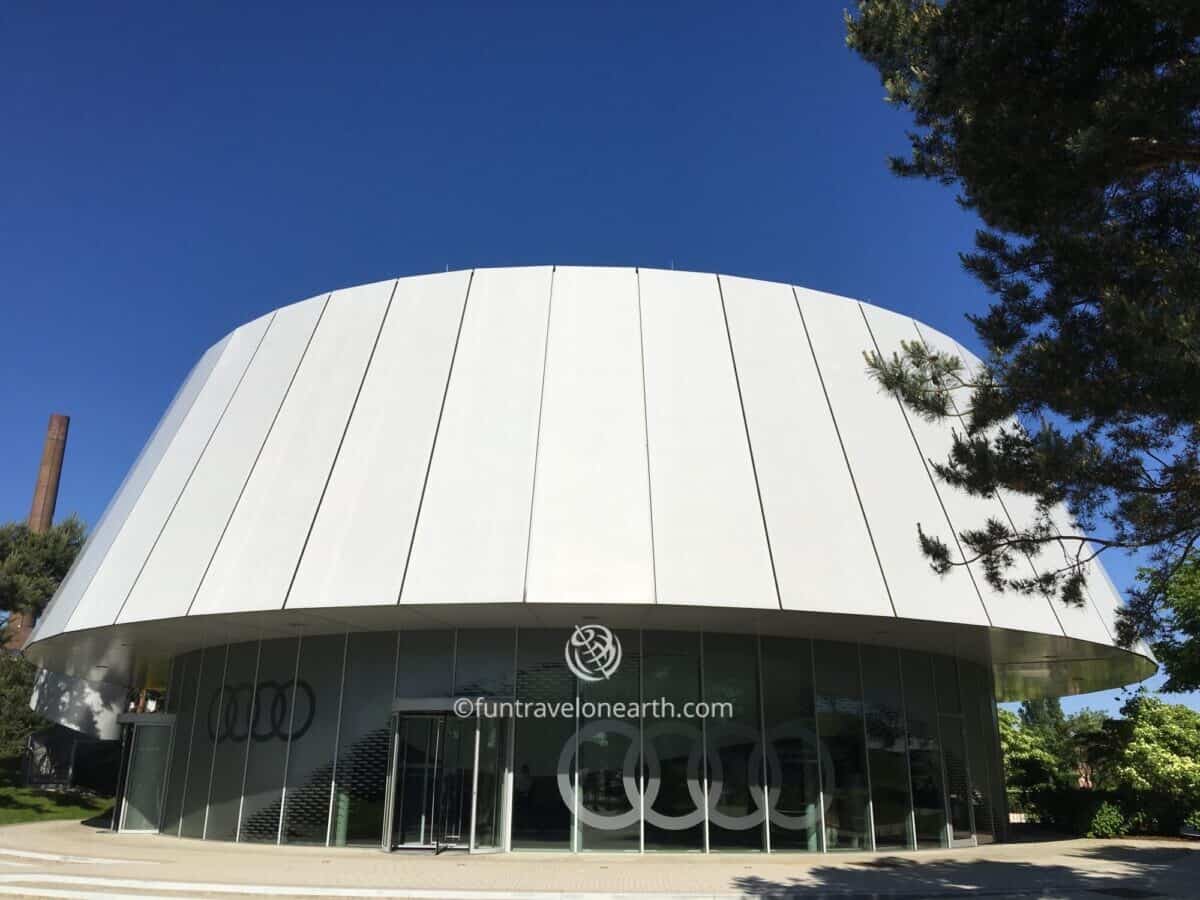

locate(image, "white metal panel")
[[286, 271, 472, 609], [796, 288, 987, 625], [870, 313, 1063, 635], [400, 266, 553, 605], [935, 332, 1072, 638], [1044, 506, 1118, 644], [36, 335, 233, 640], [117, 295, 327, 624], [947, 335, 1114, 644], [639, 268, 778, 609], [66, 318, 272, 631], [720, 275, 891, 616], [191, 281, 394, 615], [524, 266, 654, 605]]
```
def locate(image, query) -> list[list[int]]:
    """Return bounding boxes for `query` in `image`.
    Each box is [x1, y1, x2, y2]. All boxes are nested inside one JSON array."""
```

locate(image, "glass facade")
[[137, 628, 1003, 853]]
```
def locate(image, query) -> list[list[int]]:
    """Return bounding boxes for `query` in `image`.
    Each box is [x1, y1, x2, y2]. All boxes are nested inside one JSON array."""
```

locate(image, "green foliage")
[[1086, 801, 1129, 839], [0, 757, 107, 827], [847, 0, 1200, 689], [0, 656, 44, 758], [1113, 693, 1200, 801], [0, 517, 85, 620], [1148, 554, 1200, 692], [1004, 692, 1200, 835], [0, 518, 84, 757]]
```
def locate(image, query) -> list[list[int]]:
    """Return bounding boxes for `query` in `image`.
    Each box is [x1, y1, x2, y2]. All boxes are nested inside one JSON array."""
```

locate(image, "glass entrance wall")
[[119, 724, 172, 831], [155, 628, 999, 853]]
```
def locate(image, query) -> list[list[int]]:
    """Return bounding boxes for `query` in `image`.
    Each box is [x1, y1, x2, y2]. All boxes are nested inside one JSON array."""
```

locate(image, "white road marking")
[[0, 847, 151, 865], [0, 874, 741, 899]]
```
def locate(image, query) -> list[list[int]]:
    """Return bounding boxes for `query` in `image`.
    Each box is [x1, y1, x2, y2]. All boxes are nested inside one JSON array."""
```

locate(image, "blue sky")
[[2, 2, 1191, 714]]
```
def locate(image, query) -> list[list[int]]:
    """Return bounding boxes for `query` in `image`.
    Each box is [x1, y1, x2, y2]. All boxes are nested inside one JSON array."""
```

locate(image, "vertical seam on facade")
[[793, 289, 897, 617], [201, 643, 230, 839], [699, 632, 710, 852], [856, 643, 876, 853], [396, 270, 475, 604], [929, 655, 954, 847], [232, 638, 261, 844], [521, 266, 557, 603], [810, 640, 826, 852], [282, 280, 400, 610], [325, 632, 350, 847], [58, 336, 236, 635], [716, 275, 783, 611], [175, 648, 205, 837], [234, 639, 263, 841], [112, 315, 276, 626], [185, 296, 332, 617], [895, 649, 917, 849], [911, 322, 1069, 638], [277, 635, 303, 844], [154, 660, 178, 833], [634, 269, 659, 604], [953, 655, 978, 840], [756, 634, 770, 853], [857, 303, 994, 627], [637, 627, 645, 852]]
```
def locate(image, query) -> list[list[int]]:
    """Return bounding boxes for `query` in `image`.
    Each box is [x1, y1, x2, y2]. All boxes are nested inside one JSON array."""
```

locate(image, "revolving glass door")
[[386, 713, 508, 852]]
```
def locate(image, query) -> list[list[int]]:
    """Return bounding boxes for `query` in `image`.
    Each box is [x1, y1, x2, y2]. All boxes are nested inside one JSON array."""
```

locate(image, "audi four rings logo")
[[565, 624, 622, 681], [557, 719, 835, 832], [206, 680, 316, 742]]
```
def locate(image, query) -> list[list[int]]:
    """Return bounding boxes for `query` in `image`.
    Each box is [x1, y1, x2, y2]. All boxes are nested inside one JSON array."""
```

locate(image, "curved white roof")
[[27, 267, 1153, 698]]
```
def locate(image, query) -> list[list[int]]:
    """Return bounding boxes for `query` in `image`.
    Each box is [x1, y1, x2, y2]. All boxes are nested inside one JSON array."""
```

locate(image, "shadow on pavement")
[[731, 843, 1197, 898]]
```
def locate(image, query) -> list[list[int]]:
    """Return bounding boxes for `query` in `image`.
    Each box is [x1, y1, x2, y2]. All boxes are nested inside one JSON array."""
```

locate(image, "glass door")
[[386, 713, 509, 852], [470, 717, 508, 852], [118, 723, 173, 833]]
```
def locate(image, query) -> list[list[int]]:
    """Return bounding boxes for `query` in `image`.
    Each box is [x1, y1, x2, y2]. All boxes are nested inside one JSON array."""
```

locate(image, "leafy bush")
[[1087, 802, 1129, 839], [0, 655, 46, 757]]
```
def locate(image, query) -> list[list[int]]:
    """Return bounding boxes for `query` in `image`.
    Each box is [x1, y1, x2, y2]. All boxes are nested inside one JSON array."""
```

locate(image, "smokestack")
[[28, 413, 69, 535], [6, 414, 70, 650]]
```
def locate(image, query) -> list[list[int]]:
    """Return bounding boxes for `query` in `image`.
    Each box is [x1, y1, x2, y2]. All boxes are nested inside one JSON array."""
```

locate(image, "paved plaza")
[[0, 821, 1195, 898]]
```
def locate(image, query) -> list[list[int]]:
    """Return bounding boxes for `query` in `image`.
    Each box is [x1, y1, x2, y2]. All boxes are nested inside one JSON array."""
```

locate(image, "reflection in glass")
[[578, 628, 640, 851], [161, 650, 201, 836], [239, 638, 299, 843], [454, 629, 515, 698], [392, 716, 438, 846], [121, 725, 171, 831], [437, 715, 475, 846], [813, 641, 869, 850], [473, 716, 508, 850], [902, 650, 947, 847], [860, 647, 913, 849], [396, 630, 454, 697], [281, 634, 346, 844], [761, 637, 820, 851], [935, 655, 973, 841], [642, 631, 703, 851], [206, 641, 259, 840], [180, 644, 227, 838], [704, 633, 763, 851], [960, 661, 996, 840], [511, 630, 573, 850], [332, 631, 398, 846]]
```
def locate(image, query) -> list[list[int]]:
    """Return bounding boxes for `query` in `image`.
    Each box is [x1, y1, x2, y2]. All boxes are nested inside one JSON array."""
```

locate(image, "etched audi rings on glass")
[[555, 718, 833, 832], [206, 680, 315, 742]]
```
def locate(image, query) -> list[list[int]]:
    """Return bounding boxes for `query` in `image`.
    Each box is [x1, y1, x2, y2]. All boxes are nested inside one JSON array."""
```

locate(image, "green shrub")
[[1087, 801, 1130, 838]]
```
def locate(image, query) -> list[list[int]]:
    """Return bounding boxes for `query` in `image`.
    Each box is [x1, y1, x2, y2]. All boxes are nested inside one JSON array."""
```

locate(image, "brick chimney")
[[5, 414, 70, 650]]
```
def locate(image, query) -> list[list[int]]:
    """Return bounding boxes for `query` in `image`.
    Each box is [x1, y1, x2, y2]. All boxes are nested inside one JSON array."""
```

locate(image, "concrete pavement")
[[0, 820, 1195, 898]]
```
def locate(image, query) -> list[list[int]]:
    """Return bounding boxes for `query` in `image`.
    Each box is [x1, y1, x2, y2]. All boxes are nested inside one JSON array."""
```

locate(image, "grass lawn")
[[0, 757, 110, 827]]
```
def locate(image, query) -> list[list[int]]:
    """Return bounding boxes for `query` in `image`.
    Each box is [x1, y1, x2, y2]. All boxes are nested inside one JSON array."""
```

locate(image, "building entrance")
[[384, 712, 509, 853]]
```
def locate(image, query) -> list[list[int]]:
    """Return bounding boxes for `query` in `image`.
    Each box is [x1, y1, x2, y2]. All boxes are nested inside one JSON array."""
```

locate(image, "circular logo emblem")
[[564, 624, 622, 682]]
